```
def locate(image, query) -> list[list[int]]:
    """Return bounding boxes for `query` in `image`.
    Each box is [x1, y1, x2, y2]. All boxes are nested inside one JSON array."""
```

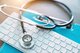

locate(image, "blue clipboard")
[[22, 11, 80, 44]]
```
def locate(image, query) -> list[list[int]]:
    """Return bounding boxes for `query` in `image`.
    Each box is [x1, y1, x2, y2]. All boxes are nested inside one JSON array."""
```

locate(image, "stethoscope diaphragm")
[[19, 33, 34, 49]]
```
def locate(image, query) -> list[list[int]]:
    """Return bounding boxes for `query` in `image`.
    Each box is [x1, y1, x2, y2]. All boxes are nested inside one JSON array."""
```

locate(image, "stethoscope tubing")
[[0, 4, 69, 27], [0, 0, 74, 29]]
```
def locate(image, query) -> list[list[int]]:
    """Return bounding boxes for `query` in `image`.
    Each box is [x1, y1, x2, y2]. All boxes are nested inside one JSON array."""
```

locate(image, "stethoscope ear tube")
[[52, 0, 74, 27]]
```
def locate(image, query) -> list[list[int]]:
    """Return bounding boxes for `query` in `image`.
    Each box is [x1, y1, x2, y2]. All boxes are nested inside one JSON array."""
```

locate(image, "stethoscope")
[[0, 0, 74, 49]]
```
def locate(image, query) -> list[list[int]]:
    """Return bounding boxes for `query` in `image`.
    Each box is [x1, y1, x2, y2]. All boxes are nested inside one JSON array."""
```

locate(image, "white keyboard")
[[0, 12, 80, 53]]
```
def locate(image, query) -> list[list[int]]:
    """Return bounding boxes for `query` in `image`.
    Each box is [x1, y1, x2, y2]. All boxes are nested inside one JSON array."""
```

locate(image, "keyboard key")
[[65, 39, 72, 44], [60, 36, 66, 42], [28, 26, 35, 31], [24, 27, 30, 31], [41, 43, 48, 49], [16, 25, 22, 31], [67, 51, 73, 53], [37, 36, 43, 42], [47, 46, 54, 53], [34, 45, 41, 53], [14, 29, 21, 35], [35, 41, 42, 46], [32, 33, 39, 39], [42, 39, 49, 44], [13, 35, 19, 40], [19, 33, 23, 37], [54, 34, 60, 39], [48, 42, 55, 47], [32, 45, 37, 50], [60, 47, 67, 53], [32, 27, 39, 33], [41, 50, 48, 53], [53, 50, 60, 53], [71, 41, 78, 47], [37, 30, 44, 36], [8, 38, 16, 45], [3, 36, 10, 41], [60, 42, 66, 47], [43, 34, 50, 39], [43, 29, 50, 33], [72, 47, 78, 53], [8, 32, 15, 37], [49, 31, 54, 36], [49, 36, 55, 42], [24, 23, 34, 31], [26, 50, 37, 53], [66, 45, 72, 50], [54, 39, 61, 44], [0, 33, 5, 38], [2, 24, 11, 29], [9, 27, 15, 32], [78, 45, 80, 49], [12, 23, 18, 28], [0, 27, 9, 34], [27, 30, 34, 35], [54, 44, 61, 50], [50, 31, 60, 39], [36, 47, 41, 53], [6, 19, 14, 25]]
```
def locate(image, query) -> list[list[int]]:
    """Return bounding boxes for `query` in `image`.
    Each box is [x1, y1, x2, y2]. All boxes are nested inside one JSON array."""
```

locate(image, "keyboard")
[[0, 12, 80, 53]]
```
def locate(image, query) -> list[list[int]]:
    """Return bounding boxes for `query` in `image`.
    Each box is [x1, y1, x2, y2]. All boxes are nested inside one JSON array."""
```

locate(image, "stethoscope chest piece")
[[19, 33, 34, 49]]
